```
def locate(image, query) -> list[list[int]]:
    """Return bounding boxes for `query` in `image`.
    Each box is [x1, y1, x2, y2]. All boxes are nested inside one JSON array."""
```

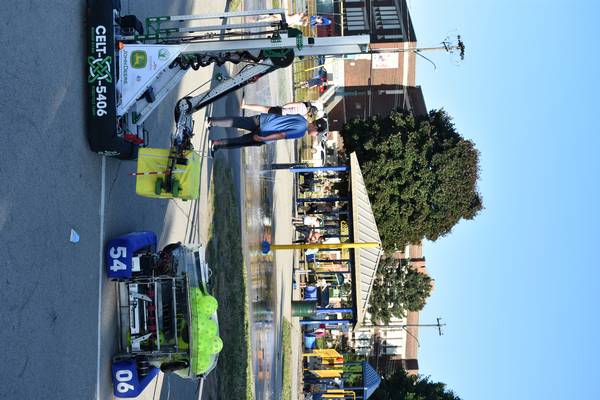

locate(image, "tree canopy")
[[341, 109, 482, 251], [368, 258, 433, 325], [371, 368, 462, 400]]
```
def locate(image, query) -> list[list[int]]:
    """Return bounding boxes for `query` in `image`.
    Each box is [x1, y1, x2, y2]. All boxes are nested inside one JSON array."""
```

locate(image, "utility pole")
[[403, 317, 445, 336], [372, 35, 465, 60], [411, 36, 466, 60]]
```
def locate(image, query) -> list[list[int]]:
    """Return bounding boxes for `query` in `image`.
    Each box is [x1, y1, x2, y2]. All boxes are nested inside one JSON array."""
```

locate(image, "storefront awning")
[[350, 152, 382, 330]]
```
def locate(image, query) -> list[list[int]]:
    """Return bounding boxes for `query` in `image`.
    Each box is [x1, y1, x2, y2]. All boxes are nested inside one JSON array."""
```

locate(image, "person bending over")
[[209, 114, 328, 153]]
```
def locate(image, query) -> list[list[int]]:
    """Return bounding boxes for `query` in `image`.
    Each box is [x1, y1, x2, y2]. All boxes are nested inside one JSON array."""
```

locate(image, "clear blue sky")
[[408, 1, 600, 399]]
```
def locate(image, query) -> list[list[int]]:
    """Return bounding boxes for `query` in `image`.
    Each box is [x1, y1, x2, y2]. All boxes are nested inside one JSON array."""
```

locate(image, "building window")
[[373, 5, 404, 39], [378, 89, 404, 95], [376, 34, 404, 41], [345, 6, 367, 31]]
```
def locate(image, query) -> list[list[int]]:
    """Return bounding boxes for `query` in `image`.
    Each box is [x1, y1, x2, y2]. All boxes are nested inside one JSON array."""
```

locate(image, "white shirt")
[[282, 102, 308, 116], [303, 216, 321, 227]]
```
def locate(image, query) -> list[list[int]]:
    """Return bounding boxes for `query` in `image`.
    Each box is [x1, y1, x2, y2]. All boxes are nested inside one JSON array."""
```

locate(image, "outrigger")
[[129, 117, 196, 198]]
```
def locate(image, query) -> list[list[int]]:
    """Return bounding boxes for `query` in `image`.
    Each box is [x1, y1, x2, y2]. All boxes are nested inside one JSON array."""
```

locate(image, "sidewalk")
[[271, 138, 303, 400], [267, 69, 304, 400]]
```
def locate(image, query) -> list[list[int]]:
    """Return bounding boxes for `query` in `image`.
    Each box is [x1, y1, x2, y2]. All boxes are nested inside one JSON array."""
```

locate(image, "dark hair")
[[268, 106, 283, 115], [315, 118, 328, 133]]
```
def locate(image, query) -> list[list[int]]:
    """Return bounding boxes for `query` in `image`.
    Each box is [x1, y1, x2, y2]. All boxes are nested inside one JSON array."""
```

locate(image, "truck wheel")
[[120, 15, 144, 35], [160, 361, 189, 373]]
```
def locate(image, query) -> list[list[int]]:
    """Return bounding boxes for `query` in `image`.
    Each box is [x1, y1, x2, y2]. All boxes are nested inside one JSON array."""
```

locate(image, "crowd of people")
[[256, 12, 332, 27]]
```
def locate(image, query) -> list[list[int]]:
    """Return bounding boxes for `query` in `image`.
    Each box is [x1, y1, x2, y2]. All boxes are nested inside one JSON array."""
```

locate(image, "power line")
[[402, 317, 446, 336]]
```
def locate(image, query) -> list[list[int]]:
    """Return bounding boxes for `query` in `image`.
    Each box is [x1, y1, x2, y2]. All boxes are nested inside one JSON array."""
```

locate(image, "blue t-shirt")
[[259, 113, 307, 139], [310, 15, 332, 26]]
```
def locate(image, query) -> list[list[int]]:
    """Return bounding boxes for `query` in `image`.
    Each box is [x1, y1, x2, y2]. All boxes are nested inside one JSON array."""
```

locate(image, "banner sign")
[[372, 53, 398, 69], [117, 44, 183, 115]]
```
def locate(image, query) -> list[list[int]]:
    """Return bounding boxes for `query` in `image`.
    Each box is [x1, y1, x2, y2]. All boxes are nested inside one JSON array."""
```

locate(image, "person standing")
[[295, 67, 328, 89], [257, 13, 332, 27], [208, 113, 328, 153], [292, 215, 323, 228], [241, 100, 319, 120]]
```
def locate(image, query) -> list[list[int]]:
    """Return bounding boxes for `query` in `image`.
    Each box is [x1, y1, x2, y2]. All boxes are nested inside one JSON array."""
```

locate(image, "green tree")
[[341, 109, 483, 251], [372, 368, 461, 400], [368, 258, 433, 324]]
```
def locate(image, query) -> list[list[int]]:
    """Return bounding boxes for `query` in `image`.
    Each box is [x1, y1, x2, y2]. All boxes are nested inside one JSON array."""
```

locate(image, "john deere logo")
[[88, 56, 112, 83], [158, 49, 170, 61], [130, 51, 147, 69]]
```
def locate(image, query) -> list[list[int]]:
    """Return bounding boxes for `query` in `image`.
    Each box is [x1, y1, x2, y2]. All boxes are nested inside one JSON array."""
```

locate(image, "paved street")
[[0, 1, 220, 399]]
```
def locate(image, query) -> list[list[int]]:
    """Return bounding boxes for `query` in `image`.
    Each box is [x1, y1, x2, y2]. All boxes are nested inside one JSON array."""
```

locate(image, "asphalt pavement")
[[0, 0, 220, 399], [1, 1, 105, 398]]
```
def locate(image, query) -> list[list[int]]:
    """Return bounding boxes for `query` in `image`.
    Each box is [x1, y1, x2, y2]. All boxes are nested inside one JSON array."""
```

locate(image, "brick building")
[[315, 0, 424, 130]]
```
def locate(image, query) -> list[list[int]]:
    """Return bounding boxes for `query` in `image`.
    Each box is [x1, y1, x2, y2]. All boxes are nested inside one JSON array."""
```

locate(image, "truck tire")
[[120, 15, 144, 35]]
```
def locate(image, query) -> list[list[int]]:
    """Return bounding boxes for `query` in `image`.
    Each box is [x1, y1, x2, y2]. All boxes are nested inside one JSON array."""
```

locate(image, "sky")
[[406, 1, 600, 399]]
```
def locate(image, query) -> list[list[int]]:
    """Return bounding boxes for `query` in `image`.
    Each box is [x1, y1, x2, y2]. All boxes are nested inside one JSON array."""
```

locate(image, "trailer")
[[106, 231, 221, 398]]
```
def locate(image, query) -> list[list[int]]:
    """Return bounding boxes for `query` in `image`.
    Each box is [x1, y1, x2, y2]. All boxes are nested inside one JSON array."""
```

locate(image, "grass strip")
[[281, 318, 293, 400], [207, 158, 253, 400]]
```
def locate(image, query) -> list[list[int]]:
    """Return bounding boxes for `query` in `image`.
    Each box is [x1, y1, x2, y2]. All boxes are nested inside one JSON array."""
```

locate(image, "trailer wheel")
[[161, 242, 182, 255], [176, 157, 189, 166], [136, 356, 151, 378], [155, 178, 163, 195], [171, 179, 181, 197], [160, 361, 189, 373]]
